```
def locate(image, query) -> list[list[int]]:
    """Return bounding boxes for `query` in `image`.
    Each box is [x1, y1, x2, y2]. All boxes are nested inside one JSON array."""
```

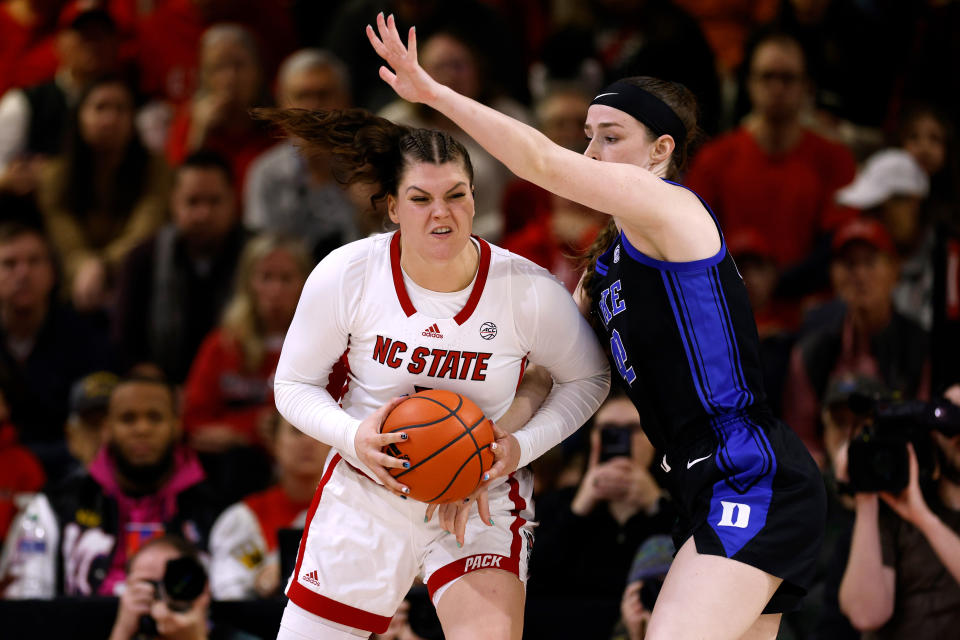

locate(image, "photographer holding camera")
[[110, 535, 258, 640], [838, 385, 960, 638], [528, 391, 673, 601], [110, 536, 210, 640]]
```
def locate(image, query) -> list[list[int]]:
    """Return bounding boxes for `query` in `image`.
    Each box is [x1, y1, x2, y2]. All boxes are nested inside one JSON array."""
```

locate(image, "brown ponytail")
[[578, 218, 620, 318], [253, 107, 475, 211]]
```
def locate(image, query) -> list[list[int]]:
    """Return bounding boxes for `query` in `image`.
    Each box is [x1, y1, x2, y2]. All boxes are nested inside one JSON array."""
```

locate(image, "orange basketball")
[[381, 389, 495, 503]]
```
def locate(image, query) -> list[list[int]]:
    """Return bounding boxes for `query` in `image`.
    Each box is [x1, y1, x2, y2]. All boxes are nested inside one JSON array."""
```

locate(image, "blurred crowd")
[[0, 1, 959, 639]]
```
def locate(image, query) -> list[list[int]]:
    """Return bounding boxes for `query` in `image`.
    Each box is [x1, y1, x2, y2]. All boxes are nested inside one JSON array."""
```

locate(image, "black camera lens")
[[161, 557, 207, 612]]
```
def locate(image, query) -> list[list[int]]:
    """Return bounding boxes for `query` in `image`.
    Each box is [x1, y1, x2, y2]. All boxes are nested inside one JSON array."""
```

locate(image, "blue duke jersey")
[[585, 186, 827, 615], [587, 186, 767, 452], [275, 232, 609, 479]]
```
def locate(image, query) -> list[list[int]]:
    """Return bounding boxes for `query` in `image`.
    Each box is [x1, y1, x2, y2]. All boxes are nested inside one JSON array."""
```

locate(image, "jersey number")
[[610, 329, 636, 385]]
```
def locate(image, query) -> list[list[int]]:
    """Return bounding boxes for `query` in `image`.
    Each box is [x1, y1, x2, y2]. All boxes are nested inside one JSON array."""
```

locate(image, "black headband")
[[591, 81, 687, 146]]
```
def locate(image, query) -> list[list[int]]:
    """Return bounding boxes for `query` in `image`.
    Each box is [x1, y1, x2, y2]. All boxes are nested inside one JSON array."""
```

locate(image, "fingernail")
[[482, 472, 490, 481], [399, 394, 409, 398], [443, 530, 450, 535], [490, 442, 498, 450], [423, 515, 428, 523], [401, 495, 407, 500], [400, 433, 408, 440], [402, 461, 410, 469], [389, 13, 394, 20], [489, 518, 495, 526], [402, 487, 410, 494], [457, 541, 462, 548], [463, 498, 470, 503]]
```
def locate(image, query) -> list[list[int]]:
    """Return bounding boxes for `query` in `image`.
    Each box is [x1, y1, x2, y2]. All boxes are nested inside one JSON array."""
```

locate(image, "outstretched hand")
[[365, 12, 439, 105]]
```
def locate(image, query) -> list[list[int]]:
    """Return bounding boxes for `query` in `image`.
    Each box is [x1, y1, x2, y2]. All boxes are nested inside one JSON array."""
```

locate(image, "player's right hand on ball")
[[355, 396, 411, 498]]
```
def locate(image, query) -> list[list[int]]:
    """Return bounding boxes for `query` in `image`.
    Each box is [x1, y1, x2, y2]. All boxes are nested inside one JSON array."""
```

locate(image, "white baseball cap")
[[836, 149, 929, 210]]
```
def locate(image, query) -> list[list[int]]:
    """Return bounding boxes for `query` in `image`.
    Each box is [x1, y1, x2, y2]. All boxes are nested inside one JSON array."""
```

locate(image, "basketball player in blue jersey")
[[369, 13, 826, 640]]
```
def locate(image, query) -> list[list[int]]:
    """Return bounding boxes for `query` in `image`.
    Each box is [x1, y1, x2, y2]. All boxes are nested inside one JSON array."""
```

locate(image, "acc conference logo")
[[479, 322, 497, 340]]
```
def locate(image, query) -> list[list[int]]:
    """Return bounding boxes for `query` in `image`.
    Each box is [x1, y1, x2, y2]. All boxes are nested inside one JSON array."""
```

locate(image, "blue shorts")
[[661, 408, 827, 614]]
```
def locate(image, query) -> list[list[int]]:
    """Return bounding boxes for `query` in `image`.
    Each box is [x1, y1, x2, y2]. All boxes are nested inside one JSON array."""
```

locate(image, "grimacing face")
[[388, 160, 475, 265]]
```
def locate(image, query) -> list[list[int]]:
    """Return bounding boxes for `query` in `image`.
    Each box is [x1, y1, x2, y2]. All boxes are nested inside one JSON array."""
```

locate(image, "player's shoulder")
[[485, 239, 570, 302], [486, 239, 558, 281], [309, 232, 392, 278]]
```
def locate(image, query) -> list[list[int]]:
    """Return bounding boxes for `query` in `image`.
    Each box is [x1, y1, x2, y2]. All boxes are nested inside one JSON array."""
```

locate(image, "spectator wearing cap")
[[727, 227, 797, 417], [836, 149, 934, 330], [684, 31, 856, 298], [0, 221, 114, 479], [783, 218, 930, 465], [0, 4, 120, 197], [610, 535, 675, 640], [65, 370, 119, 468], [244, 49, 360, 262]]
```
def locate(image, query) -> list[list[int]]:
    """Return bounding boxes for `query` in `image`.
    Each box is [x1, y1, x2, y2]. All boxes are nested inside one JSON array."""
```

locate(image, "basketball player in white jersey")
[[260, 106, 610, 639]]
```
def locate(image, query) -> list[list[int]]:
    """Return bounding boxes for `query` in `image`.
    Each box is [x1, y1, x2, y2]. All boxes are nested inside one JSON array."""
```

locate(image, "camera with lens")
[[134, 556, 208, 639], [846, 393, 960, 493]]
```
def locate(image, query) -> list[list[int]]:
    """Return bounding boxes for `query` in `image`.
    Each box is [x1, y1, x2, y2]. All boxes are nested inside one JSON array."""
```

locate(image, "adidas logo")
[[421, 323, 443, 338], [301, 570, 321, 587]]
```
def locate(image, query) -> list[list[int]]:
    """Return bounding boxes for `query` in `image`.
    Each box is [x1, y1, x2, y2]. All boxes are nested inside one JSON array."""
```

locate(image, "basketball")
[[381, 389, 495, 503]]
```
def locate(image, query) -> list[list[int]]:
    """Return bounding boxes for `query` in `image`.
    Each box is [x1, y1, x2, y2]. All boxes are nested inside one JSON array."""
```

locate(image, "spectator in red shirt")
[[685, 31, 856, 298], [0, 0, 62, 96], [165, 23, 272, 195], [0, 387, 45, 539], [182, 233, 311, 454], [135, 0, 295, 106]]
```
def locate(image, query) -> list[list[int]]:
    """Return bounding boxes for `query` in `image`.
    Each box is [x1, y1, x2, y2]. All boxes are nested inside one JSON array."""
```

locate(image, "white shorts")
[[284, 453, 536, 635]]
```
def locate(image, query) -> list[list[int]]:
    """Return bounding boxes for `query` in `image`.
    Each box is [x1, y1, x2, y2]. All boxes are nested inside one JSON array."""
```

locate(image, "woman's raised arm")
[[365, 13, 711, 257]]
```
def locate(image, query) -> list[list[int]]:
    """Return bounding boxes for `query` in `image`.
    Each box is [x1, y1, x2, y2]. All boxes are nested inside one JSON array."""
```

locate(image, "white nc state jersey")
[[343, 232, 529, 421], [274, 231, 609, 475]]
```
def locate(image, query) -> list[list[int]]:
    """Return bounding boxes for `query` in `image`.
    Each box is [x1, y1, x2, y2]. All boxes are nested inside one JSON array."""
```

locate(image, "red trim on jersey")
[[454, 237, 492, 325], [390, 232, 417, 317], [285, 454, 392, 633], [515, 353, 529, 391], [425, 473, 527, 600], [389, 232, 492, 324], [325, 348, 351, 402]]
